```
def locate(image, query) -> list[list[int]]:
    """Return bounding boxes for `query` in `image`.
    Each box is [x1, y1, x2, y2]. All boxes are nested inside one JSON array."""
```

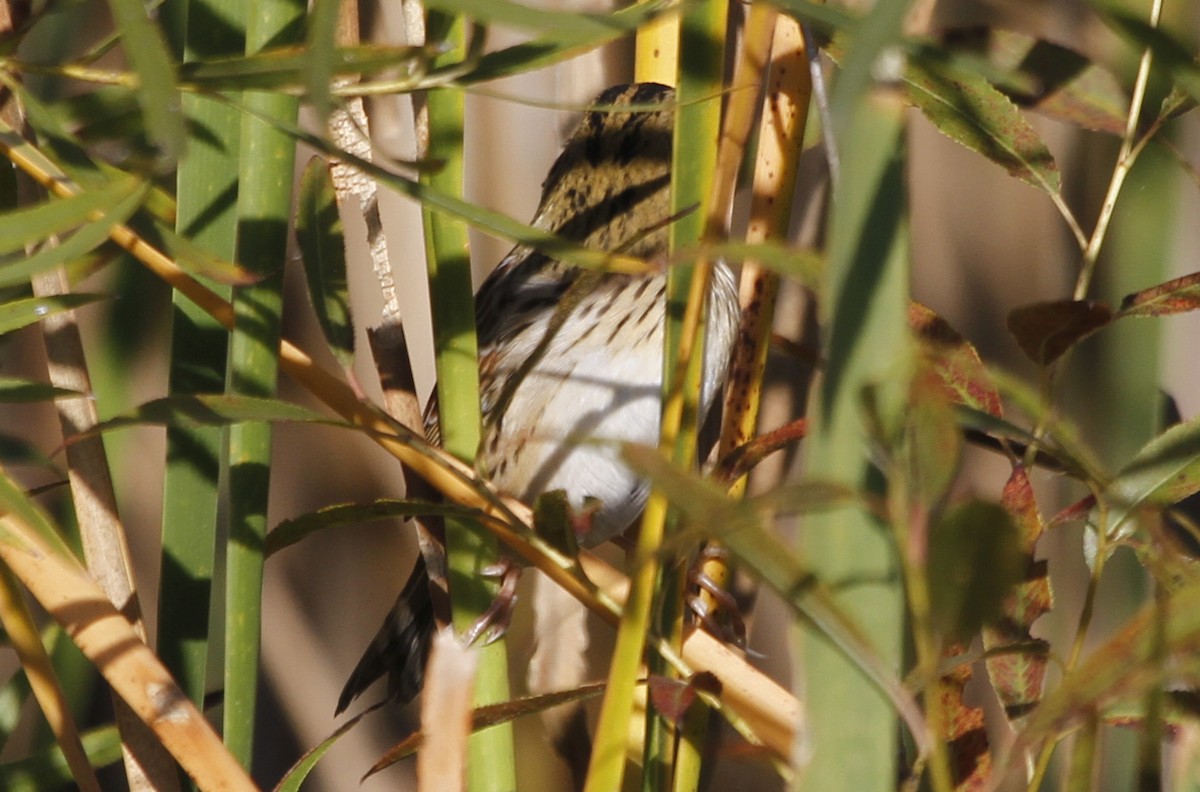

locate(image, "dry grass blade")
[[0, 505, 254, 790], [0, 564, 100, 792]]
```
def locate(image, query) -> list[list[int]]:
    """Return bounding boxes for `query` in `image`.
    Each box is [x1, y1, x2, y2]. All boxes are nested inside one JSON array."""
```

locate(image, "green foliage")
[[0, 2, 1198, 792]]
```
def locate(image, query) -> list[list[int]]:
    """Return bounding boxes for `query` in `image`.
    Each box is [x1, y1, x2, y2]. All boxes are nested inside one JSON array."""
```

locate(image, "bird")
[[337, 82, 741, 715]]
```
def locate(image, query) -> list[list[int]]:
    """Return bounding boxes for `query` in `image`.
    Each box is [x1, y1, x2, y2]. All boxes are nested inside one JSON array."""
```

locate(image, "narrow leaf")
[[89, 395, 332, 435], [1118, 271, 1200, 318], [0, 183, 148, 290], [983, 466, 1053, 722], [0, 378, 81, 403], [0, 725, 123, 791], [0, 294, 106, 336], [295, 158, 354, 368], [1007, 299, 1113, 365], [179, 44, 432, 92], [1098, 9, 1200, 108], [0, 176, 144, 258], [266, 499, 484, 557], [107, 0, 184, 160], [905, 50, 1061, 194]]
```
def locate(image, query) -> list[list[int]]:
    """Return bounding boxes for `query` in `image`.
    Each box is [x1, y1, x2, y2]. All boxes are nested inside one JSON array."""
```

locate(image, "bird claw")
[[688, 550, 761, 656], [462, 560, 522, 647]]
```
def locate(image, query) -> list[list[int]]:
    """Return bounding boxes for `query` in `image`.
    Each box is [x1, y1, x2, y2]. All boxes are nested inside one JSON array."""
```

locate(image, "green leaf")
[[928, 499, 1023, 642], [1097, 8, 1200, 109], [295, 158, 354, 369], [0, 176, 144, 258], [272, 705, 378, 792], [902, 368, 962, 508], [1108, 415, 1200, 540], [1016, 581, 1200, 751], [179, 44, 432, 92], [89, 395, 332, 435], [0, 294, 107, 335], [0, 183, 148, 290], [905, 50, 1061, 195], [0, 725, 123, 792], [303, 0, 340, 121], [107, 0, 184, 161], [1117, 271, 1200, 318], [1006, 299, 1113, 365], [267, 499, 483, 557], [0, 378, 81, 403]]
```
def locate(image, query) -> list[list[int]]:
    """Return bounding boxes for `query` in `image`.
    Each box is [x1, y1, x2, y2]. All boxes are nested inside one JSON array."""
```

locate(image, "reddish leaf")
[[1118, 271, 1200, 318], [909, 303, 1003, 417], [988, 31, 1128, 136], [1007, 299, 1113, 365], [982, 466, 1053, 722], [940, 650, 992, 791], [646, 674, 720, 727], [1047, 494, 1095, 530]]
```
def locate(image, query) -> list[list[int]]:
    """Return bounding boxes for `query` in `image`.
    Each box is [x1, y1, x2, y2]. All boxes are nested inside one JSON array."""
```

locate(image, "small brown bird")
[[338, 82, 740, 714]]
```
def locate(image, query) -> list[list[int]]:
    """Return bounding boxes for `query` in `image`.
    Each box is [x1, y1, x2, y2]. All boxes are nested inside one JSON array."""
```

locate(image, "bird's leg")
[[687, 544, 751, 651], [461, 559, 523, 647]]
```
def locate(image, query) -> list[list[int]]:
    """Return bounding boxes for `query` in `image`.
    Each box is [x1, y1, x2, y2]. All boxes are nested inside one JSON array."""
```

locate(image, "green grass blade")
[[421, 12, 515, 791], [295, 157, 354, 370], [106, 0, 184, 161], [801, 2, 914, 783], [222, 0, 304, 766], [158, 0, 244, 730]]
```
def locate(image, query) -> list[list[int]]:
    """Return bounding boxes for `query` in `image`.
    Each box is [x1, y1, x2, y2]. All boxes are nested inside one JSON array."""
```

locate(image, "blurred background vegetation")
[[0, 0, 1198, 791]]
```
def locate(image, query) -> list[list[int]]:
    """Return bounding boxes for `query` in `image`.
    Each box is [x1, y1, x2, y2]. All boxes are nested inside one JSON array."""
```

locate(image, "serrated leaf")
[[0, 294, 106, 335], [989, 31, 1128, 136], [983, 466, 1053, 723], [267, 499, 484, 557], [928, 499, 1023, 642], [939, 651, 992, 790], [1016, 582, 1200, 751], [905, 50, 1061, 195], [1007, 299, 1113, 365], [107, 0, 183, 161], [1108, 415, 1200, 540], [910, 302, 1003, 418], [1117, 271, 1200, 318], [295, 158, 354, 369], [0, 378, 81, 403]]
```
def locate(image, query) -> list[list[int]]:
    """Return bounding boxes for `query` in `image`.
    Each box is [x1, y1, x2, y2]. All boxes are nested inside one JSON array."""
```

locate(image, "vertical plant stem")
[[801, 72, 911, 792], [159, 0, 243, 724], [1072, 0, 1164, 300], [222, 0, 303, 766], [421, 11, 515, 791]]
